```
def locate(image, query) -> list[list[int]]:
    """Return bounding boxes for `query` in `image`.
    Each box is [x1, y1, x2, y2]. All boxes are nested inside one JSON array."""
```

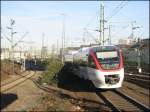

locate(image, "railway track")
[[125, 66, 149, 74], [34, 80, 149, 111], [125, 77, 150, 89], [96, 89, 150, 111], [125, 73, 150, 89], [125, 71, 150, 76], [1, 71, 29, 87], [1, 71, 35, 92], [125, 73, 150, 79]]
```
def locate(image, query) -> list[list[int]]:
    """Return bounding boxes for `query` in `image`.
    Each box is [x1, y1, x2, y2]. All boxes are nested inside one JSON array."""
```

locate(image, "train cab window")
[[96, 51, 120, 69], [88, 55, 96, 68]]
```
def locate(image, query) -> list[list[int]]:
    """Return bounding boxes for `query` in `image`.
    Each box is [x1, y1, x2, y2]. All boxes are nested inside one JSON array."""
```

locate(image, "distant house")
[[118, 38, 134, 45]]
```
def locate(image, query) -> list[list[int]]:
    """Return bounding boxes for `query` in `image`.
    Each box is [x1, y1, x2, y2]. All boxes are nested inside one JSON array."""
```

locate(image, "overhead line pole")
[[11, 22, 15, 75], [6, 20, 29, 72], [102, 4, 105, 46], [100, 3, 102, 45], [61, 13, 66, 64], [41, 33, 45, 60], [131, 21, 140, 43], [7, 19, 17, 75], [131, 21, 134, 39], [63, 14, 66, 50], [57, 38, 59, 55], [100, 2, 106, 46], [108, 25, 111, 45]]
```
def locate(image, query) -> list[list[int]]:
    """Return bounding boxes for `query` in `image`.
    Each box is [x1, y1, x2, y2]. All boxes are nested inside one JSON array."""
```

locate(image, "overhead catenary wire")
[[107, 1, 124, 17], [13, 31, 29, 47], [106, 1, 129, 22], [111, 24, 131, 38], [83, 28, 99, 44], [106, 1, 125, 20], [2, 33, 12, 43], [85, 10, 99, 29], [108, 21, 132, 24]]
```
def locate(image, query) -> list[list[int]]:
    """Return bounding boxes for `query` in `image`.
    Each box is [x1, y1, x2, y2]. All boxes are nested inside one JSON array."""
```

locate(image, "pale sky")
[[1, 1, 149, 51]]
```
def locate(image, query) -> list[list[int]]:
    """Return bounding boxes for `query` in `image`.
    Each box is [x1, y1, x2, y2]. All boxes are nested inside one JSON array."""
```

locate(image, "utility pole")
[[42, 33, 44, 48], [51, 44, 55, 58], [131, 21, 140, 44], [100, 2, 106, 46], [23, 51, 26, 71], [102, 4, 105, 46], [57, 39, 59, 55], [63, 14, 66, 51], [100, 3, 103, 45], [61, 13, 66, 64], [7, 19, 17, 75], [108, 25, 111, 45], [41, 33, 44, 60], [47, 37, 48, 57], [131, 21, 141, 73], [131, 22, 134, 39], [6, 20, 28, 73], [100, 3, 102, 45], [137, 48, 141, 73]]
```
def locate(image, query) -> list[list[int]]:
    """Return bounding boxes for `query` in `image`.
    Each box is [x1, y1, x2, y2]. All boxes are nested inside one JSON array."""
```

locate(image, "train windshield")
[[95, 50, 120, 69]]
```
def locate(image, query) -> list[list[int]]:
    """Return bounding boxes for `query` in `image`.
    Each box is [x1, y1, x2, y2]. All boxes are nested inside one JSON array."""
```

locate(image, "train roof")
[[92, 45, 118, 48], [79, 45, 120, 53], [80, 45, 119, 49]]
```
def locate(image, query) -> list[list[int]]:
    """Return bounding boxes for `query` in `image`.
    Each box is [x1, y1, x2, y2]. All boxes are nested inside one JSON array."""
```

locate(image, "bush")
[[40, 58, 63, 85]]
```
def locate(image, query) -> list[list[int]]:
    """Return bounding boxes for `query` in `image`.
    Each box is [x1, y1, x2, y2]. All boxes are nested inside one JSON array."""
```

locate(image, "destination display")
[[96, 51, 118, 59]]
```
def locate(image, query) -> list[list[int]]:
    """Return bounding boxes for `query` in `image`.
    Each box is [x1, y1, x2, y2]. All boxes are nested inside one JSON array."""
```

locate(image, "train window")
[[95, 51, 120, 69]]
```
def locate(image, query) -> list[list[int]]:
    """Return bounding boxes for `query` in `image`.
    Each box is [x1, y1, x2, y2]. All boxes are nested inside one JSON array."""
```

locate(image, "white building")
[[118, 38, 134, 45], [0, 48, 43, 61]]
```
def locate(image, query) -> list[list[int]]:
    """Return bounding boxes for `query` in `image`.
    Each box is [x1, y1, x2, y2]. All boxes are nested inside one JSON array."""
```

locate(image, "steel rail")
[[1, 71, 30, 87], [124, 78, 150, 89], [96, 89, 149, 111], [1, 71, 35, 92], [95, 91, 121, 112], [114, 89, 150, 111]]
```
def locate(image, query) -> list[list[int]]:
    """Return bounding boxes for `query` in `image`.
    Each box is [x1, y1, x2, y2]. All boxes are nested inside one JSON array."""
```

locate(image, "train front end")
[[89, 46, 124, 89]]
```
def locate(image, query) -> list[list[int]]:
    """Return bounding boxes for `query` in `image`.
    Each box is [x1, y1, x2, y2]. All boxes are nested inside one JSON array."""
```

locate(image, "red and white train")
[[71, 45, 124, 89]]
